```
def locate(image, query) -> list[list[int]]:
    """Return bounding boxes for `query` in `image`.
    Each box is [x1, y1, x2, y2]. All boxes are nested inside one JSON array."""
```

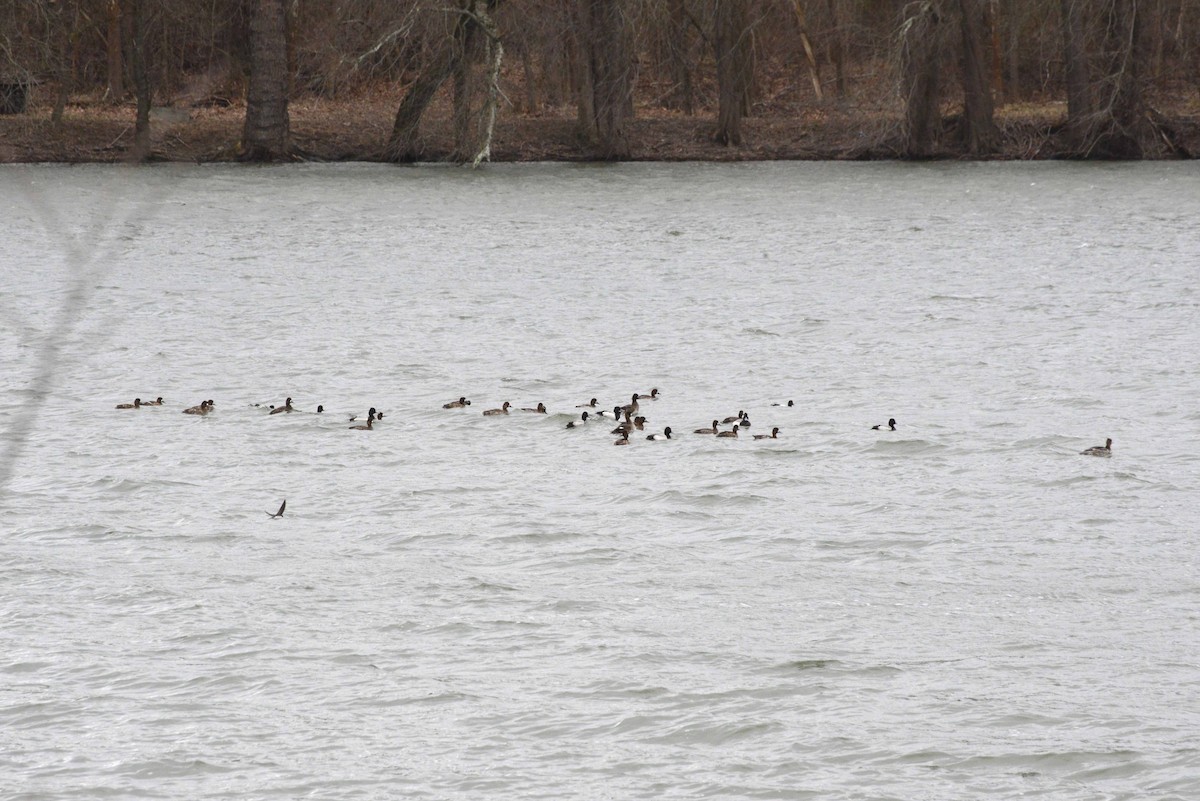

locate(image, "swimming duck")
[[594, 406, 622, 419], [316, 405, 324, 413], [566, 412, 589, 429], [647, 427, 672, 440], [576, 398, 599, 408], [521, 402, 547, 413], [641, 388, 660, 400], [621, 393, 640, 415], [771, 400, 794, 407], [738, 413, 751, 428], [115, 398, 143, 409], [721, 411, 745, 424], [871, 418, 897, 431], [716, 424, 740, 439], [443, 397, 470, 409], [633, 416, 646, 431], [614, 431, 630, 446], [182, 400, 211, 415], [1081, 438, 1112, 457], [349, 416, 374, 431], [483, 401, 511, 416], [694, 420, 719, 434], [350, 407, 376, 422], [269, 397, 294, 415], [143, 397, 164, 406], [753, 427, 781, 440]]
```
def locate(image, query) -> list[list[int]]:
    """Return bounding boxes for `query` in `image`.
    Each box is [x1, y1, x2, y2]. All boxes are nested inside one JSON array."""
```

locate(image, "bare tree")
[[957, 0, 997, 153], [241, 0, 291, 161], [130, 0, 151, 160], [579, 0, 634, 158], [900, 0, 945, 157], [714, 0, 755, 146]]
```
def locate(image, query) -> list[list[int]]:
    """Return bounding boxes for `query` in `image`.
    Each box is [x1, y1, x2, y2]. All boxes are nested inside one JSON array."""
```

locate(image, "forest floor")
[[3, 85, 1199, 163]]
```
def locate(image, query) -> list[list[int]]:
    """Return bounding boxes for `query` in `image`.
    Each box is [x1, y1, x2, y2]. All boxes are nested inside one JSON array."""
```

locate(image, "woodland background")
[[1, 0, 1198, 163]]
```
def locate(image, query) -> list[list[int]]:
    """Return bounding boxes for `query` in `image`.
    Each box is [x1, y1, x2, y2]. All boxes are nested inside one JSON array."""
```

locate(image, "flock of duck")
[[112, 390, 1114, 456]]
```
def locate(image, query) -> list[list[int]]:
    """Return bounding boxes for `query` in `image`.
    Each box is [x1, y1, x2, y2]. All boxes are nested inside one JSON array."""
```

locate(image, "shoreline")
[[3, 96, 1199, 164]]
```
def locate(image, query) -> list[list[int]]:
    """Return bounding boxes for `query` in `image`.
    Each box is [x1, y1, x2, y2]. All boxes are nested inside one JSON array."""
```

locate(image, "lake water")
[[2, 162, 1198, 800]]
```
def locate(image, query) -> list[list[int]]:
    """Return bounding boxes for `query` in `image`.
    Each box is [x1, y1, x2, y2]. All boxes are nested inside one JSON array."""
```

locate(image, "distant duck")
[[182, 400, 211, 415], [483, 401, 511, 416], [611, 422, 631, 435], [633, 416, 647, 431], [115, 398, 143, 409], [771, 400, 794, 407], [566, 412, 590, 429], [647, 427, 672, 440], [521, 402, 547, 413], [143, 397, 164, 406], [316, 405, 324, 413], [576, 398, 599, 408], [641, 388, 660, 400], [872, 418, 897, 431], [595, 406, 622, 419], [349, 416, 374, 431], [614, 431, 630, 446], [269, 397, 294, 415], [721, 411, 745, 424], [375, 411, 384, 421], [717, 424, 740, 439], [1081, 438, 1113, 457], [350, 407, 376, 422], [754, 427, 781, 440], [738, 413, 751, 428], [694, 420, 719, 435], [622, 393, 640, 415], [443, 397, 470, 409]]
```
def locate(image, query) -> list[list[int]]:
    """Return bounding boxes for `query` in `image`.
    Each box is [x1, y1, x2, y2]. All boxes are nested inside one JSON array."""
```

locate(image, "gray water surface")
[[2, 162, 1199, 800]]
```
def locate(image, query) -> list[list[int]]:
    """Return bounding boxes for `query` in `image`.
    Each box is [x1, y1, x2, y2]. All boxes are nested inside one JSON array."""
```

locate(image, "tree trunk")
[[1095, 0, 1150, 157], [242, 0, 291, 161], [452, 32, 476, 160], [825, 0, 845, 97], [582, 0, 633, 159], [387, 2, 496, 162], [667, 0, 695, 113], [714, 0, 753, 145], [957, 0, 998, 153], [130, 0, 151, 161], [901, 1, 944, 157], [1060, 0, 1091, 146], [106, 0, 124, 101]]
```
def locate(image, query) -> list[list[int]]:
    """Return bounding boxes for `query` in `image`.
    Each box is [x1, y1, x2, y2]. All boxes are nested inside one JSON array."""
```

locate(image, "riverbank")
[[3, 91, 1199, 163]]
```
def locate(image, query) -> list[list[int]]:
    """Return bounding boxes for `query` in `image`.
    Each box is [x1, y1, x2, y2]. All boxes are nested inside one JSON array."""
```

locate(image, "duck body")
[[872, 418, 897, 431], [270, 397, 294, 415], [614, 431, 630, 446], [621, 394, 640, 415], [576, 398, 598, 408], [721, 411, 745, 424], [647, 427, 672, 440], [182, 400, 212, 415], [116, 398, 143, 409], [694, 420, 719, 435], [1081, 438, 1113, 457], [443, 397, 470, 409], [483, 402, 511, 416], [754, 427, 781, 440], [717, 424, 740, 439], [143, 397, 164, 406], [566, 412, 589, 429], [521, 402, 547, 413], [349, 417, 374, 430]]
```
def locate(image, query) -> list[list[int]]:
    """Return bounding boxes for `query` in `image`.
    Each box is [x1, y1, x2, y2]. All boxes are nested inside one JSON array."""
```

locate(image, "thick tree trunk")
[[106, 0, 124, 101], [957, 0, 998, 153], [1094, 0, 1151, 157], [130, 0, 151, 161], [582, 0, 633, 159], [714, 0, 753, 145], [825, 0, 846, 97], [241, 0, 291, 161], [452, 33, 476, 160], [901, 1, 943, 157]]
